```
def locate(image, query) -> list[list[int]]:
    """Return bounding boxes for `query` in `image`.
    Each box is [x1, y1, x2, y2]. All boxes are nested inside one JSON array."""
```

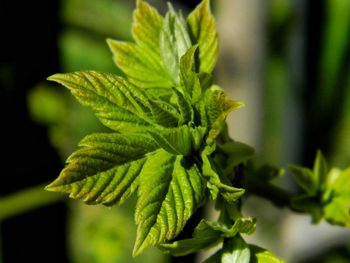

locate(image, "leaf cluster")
[[46, 0, 250, 257], [45, 0, 350, 261], [289, 151, 350, 226]]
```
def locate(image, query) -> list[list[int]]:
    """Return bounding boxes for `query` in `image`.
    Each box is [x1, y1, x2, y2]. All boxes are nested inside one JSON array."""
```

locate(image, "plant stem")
[[0, 183, 65, 221], [245, 176, 298, 212]]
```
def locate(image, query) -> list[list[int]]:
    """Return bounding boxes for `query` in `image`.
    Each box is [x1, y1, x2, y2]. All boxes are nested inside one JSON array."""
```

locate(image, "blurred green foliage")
[[27, 83, 107, 158], [60, 30, 119, 73], [61, 0, 132, 39], [326, 0, 350, 167], [68, 201, 166, 263]]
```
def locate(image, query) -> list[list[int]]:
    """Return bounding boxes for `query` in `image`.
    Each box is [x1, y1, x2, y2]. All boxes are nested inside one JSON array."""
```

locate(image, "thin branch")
[[0, 183, 65, 221], [245, 176, 298, 212]]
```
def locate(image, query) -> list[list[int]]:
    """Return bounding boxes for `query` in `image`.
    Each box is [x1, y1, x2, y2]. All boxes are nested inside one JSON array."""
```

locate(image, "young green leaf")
[[313, 150, 328, 191], [324, 197, 350, 227], [207, 217, 256, 237], [107, 0, 172, 88], [159, 219, 223, 256], [148, 99, 180, 127], [204, 86, 245, 144], [323, 168, 350, 227], [187, 0, 219, 73], [290, 151, 350, 226], [203, 249, 224, 263], [47, 71, 156, 133], [179, 45, 202, 102], [220, 141, 255, 164], [45, 133, 158, 205], [45, 0, 264, 259], [149, 125, 207, 156], [134, 150, 205, 256], [219, 141, 255, 175], [132, 0, 163, 52], [107, 41, 172, 89], [221, 236, 251, 263], [159, 217, 255, 256], [201, 145, 245, 201], [148, 126, 192, 156], [289, 150, 328, 195], [203, 240, 285, 263], [250, 245, 285, 263], [190, 126, 207, 151], [326, 167, 350, 196], [172, 87, 194, 125], [160, 4, 192, 84], [198, 72, 214, 91], [288, 165, 317, 195]]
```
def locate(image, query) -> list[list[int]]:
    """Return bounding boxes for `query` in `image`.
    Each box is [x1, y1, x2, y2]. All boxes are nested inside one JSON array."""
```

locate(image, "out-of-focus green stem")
[[0, 183, 65, 221], [245, 176, 297, 212]]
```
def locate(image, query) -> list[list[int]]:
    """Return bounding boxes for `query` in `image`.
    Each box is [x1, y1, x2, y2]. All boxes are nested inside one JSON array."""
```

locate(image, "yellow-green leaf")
[[107, 0, 172, 88], [160, 217, 255, 257], [48, 71, 155, 133], [160, 4, 192, 84], [149, 99, 180, 127], [324, 167, 350, 227], [159, 219, 222, 256], [149, 125, 206, 156], [219, 141, 255, 175], [46, 133, 158, 205], [207, 217, 256, 237], [107, 40, 172, 88], [187, 0, 219, 73], [134, 150, 205, 256], [250, 245, 285, 263], [179, 45, 202, 102], [221, 236, 251, 263], [204, 86, 245, 144], [201, 145, 245, 201], [172, 87, 194, 125], [132, 0, 163, 52], [289, 165, 317, 195], [313, 150, 328, 190], [149, 126, 192, 156]]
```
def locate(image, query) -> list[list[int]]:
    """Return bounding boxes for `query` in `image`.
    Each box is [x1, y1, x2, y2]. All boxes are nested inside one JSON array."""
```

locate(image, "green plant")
[[45, 0, 350, 262]]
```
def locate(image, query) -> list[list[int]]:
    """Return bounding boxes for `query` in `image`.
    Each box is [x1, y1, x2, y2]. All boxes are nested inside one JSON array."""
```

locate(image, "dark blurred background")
[[0, 0, 349, 262]]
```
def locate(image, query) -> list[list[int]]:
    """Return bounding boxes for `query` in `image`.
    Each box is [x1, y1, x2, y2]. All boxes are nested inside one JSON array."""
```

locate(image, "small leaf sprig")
[[289, 151, 350, 227]]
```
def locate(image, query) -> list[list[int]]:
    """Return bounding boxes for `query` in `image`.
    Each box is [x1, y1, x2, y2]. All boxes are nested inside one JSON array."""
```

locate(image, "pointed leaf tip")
[[44, 178, 59, 190], [47, 73, 63, 82], [44, 71, 160, 133], [313, 149, 328, 188], [188, 0, 218, 73], [109, 1, 170, 88], [46, 132, 158, 206], [230, 100, 245, 110], [44, 182, 60, 192], [44, 184, 52, 191]]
